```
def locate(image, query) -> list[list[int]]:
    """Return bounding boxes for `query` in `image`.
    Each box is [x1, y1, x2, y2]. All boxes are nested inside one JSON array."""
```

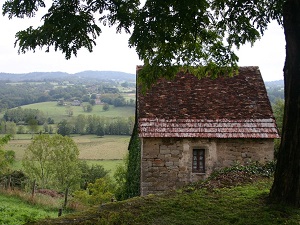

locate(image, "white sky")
[[0, 7, 285, 81]]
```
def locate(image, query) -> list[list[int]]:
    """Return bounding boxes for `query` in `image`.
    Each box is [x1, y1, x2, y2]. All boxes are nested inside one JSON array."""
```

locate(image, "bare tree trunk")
[[6, 175, 11, 190], [270, 0, 300, 206], [31, 180, 36, 198], [63, 187, 69, 209]]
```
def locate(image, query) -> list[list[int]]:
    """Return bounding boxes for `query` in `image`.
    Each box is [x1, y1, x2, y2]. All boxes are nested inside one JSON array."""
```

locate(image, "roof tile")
[[138, 67, 280, 138]]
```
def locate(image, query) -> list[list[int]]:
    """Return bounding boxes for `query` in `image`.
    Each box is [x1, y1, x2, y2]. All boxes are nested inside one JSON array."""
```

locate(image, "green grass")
[[6, 134, 129, 160], [6, 134, 128, 176], [84, 160, 124, 176], [0, 193, 58, 225], [20, 101, 135, 123], [31, 179, 300, 225]]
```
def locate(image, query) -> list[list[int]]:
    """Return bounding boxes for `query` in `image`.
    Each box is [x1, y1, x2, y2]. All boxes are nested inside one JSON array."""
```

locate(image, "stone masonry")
[[140, 137, 274, 196]]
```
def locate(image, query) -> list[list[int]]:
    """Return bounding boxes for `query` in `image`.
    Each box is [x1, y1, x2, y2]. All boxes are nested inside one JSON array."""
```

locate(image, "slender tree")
[[0, 135, 14, 176], [3, 0, 300, 206], [22, 134, 54, 188], [23, 134, 81, 206]]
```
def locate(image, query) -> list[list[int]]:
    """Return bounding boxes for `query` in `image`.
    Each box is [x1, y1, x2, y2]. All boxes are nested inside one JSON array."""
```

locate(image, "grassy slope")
[[29, 179, 300, 225], [20, 101, 134, 122], [0, 194, 58, 225]]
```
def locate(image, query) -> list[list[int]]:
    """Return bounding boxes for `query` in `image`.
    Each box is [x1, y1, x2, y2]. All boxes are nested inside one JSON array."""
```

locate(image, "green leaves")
[[3, 0, 284, 84], [130, 0, 241, 87], [0, 135, 13, 176], [22, 134, 81, 190], [15, 1, 102, 59], [2, 0, 45, 18], [3, 0, 139, 60]]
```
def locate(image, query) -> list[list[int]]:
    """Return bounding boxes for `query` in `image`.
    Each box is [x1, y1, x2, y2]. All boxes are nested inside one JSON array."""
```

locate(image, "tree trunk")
[[63, 187, 69, 209], [269, 0, 300, 206]]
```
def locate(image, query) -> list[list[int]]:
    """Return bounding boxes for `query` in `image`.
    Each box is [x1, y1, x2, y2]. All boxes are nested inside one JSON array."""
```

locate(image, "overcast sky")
[[0, 8, 285, 81]]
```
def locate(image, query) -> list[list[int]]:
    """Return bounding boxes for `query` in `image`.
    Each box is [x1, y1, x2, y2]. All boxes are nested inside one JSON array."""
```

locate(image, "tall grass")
[[0, 190, 60, 225], [28, 179, 300, 225]]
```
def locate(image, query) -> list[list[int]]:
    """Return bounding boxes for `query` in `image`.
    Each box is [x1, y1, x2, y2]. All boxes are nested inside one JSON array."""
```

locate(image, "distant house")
[[95, 94, 102, 105], [71, 100, 81, 106], [137, 66, 279, 196]]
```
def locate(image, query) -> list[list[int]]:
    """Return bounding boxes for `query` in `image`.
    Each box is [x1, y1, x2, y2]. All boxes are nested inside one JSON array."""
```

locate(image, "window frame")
[[192, 148, 205, 173]]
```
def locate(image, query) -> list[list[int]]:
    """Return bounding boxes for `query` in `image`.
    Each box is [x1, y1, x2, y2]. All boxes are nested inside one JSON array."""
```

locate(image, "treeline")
[[267, 87, 284, 104], [0, 113, 134, 137], [0, 82, 88, 111], [3, 107, 54, 125], [0, 80, 135, 112], [57, 115, 135, 136], [265, 80, 284, 104], [101, 94, 135, 107]]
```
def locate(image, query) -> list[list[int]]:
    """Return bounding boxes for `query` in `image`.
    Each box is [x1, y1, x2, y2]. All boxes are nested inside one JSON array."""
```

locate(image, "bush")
[[79, 162, 108, 190], [0, 170, 28, 189], [74, 176, 115, 205], [114, 156, 128, 201]]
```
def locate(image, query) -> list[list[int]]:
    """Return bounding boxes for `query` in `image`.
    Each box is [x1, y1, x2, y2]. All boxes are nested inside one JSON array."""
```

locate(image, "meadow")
[[0, 193, 58, 225], [5, 134, 130, 175], [1, 134, 130, 224], [20, 101, 135, 123]]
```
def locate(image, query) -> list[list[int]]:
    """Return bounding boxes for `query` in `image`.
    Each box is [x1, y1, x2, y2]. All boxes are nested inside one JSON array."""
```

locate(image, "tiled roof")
[[138, 66, 279, 138]]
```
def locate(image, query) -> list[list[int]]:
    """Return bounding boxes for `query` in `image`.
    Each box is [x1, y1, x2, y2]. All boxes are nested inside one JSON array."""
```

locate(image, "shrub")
[[79, 162, 108, 190], [74, 176, 115, 205]]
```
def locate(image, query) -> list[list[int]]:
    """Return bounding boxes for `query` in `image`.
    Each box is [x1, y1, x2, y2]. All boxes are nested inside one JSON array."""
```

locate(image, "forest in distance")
[[0, 71, 136, 82], [0, 70, 284, 111], [0, 70, 284, 139]]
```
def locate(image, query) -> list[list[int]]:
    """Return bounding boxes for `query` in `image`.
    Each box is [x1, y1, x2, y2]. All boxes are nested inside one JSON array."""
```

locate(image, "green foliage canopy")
[[2, 0, 284, 87], [22, 134, 81, 190], [0, 135, 14, 175]]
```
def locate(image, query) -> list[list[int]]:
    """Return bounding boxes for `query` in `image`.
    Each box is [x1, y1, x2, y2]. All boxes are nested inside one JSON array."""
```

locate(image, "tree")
[[273, 99, 285, 135], [272, 99, 284, 159], [73, 114, 87, 135], [65, 106, 74, 117], [57, 119, 72, 136], [102, 103, 109, 111], [22, 134, 81, 207], [89, 99, 96, 106], [43, 122, 49, 133], [74, 176, 115, 205], [50, 134, 81, 207], [5, 121, 17, 138], [0, 135, 14, 176], [78, 161, 108, 190], [113, 96, 126, 107], [27, 118, 39, 137], [95, 124, 105, 137], [22, 134, 54, 188], [3, 0, 300, 206], [86, 104, 93, 112]]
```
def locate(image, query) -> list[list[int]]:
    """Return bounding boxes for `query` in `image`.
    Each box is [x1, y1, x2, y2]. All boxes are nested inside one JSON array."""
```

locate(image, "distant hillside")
[[0, 71, 135, 82], [264, 80, 284, 88], [264, 80, 284, 104]]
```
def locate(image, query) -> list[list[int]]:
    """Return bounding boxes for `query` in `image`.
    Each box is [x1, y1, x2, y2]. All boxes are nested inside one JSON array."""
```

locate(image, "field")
[[20, 101, 135, 123], [0, 193, 58, 225], [5, 134, 129, 175]]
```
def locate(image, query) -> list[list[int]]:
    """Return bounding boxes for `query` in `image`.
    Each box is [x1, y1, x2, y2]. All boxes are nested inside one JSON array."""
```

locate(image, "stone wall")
[[140, 137, 274, 196], [215, 138, 274, 168]]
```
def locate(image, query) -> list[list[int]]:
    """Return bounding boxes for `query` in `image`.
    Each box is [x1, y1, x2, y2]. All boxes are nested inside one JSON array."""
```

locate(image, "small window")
[[192, 149, 205, 173]]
